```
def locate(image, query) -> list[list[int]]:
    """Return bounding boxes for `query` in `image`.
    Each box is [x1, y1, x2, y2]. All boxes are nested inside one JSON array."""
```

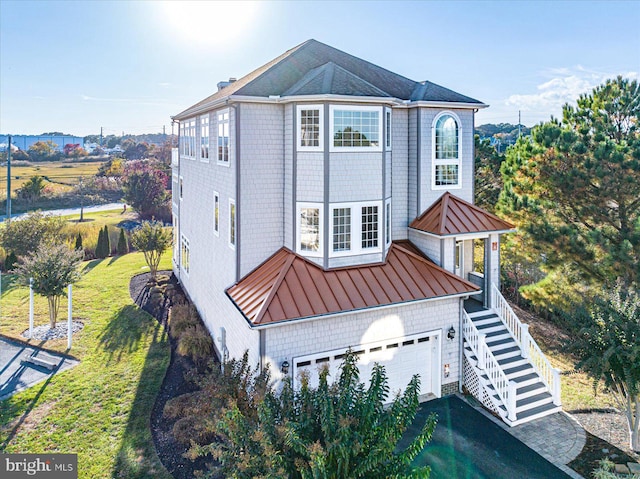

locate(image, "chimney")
[[217, 77, 237, 91]]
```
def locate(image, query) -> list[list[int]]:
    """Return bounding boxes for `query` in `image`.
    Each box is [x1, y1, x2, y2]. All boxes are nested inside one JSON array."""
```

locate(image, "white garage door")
[[292, 330, 441, 399]]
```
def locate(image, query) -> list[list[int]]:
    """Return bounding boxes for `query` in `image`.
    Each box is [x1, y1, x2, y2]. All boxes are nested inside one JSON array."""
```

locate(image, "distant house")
[[0, 134, 84, 152], [171, 39, 562, 426]]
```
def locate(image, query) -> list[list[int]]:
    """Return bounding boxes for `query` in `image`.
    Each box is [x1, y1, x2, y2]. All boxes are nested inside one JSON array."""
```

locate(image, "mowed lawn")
[[0, 252, 173, 479]]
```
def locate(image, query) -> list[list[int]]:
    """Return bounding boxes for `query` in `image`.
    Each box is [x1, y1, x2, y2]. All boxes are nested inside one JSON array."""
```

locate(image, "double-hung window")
[[172, 214, 179, 265], [182, 119, 195, 158], [297, 203, 323, 256], [385, 199, 392, 246], [218, 110, 230, 165], [200, 114, 209, 160], [329, 201, 382, 256], [385, 108, 392, 150], [433, 113, 461, 188], [179, 176, 183, 201], [330, 105, 382, 152], [297, 105, 323, 151], [180, 235, 190, 274]]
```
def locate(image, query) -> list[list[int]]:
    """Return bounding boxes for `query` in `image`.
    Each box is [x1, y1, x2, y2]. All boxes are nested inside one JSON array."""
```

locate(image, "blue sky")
[[1, 0, 638, 137]]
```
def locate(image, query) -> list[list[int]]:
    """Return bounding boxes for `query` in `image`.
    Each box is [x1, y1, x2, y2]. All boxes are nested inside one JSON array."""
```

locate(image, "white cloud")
[[505, 68, 638, 119]]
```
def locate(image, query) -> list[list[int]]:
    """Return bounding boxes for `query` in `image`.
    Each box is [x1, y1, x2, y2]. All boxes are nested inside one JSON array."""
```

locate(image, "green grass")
[[0, 252, 173, 479], [0, 160, 105, 193]]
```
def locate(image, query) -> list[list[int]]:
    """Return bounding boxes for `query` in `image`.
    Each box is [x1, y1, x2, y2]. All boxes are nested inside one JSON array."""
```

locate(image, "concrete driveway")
[[0, 337, 79, 400], [404, 395, 573, 479]]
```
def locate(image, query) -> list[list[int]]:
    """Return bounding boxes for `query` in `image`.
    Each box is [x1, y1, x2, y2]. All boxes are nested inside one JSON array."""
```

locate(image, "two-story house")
[[171, 39, 561, 426]]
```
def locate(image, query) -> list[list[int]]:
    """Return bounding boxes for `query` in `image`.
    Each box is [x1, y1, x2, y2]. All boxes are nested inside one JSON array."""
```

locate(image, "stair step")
[[476, 322, 506, 334], [493, 345, 521, 359], [515, 402, 561, 423], [467, 310, 494, 319], [486, 337, 514, 348], [485, 328, 510, 339], [491, 341, 520, 359], [516, 381, 546, 399], [516, 391, 553, 411], [497, 355, 526, 367], [473, 316, 501, 327], [511, 372, 540, 387], [504, 363, 533, 376]]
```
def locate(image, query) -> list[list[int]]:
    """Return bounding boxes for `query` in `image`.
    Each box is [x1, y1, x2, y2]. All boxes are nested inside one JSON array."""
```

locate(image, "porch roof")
[[409, 192, 515, 237], [226, 241, 479, 326]]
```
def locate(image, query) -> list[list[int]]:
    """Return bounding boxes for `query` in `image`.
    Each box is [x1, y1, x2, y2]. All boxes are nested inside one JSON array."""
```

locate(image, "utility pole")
[[6, 135, 11, 221], [518, 110, 522, 139], [100, 127, 103, 147]]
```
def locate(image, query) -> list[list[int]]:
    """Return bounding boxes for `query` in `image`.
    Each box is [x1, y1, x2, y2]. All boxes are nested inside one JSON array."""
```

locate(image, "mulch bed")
[[569, 431, 638, 478], [129, 271, 216, 479]]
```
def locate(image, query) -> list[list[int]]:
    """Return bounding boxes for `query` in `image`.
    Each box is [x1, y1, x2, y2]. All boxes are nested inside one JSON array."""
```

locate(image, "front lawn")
[[0, 252, 173, 479]]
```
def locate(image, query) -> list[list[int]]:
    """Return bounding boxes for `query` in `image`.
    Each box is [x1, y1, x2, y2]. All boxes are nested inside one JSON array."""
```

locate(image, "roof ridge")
[[439, 192, 451, 235], [447, 194, 515, 228], [253, 251, 296, 324]]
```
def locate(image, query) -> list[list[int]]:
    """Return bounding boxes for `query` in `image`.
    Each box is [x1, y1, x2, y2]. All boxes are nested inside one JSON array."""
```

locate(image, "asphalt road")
[[0, 202, 126, 222]]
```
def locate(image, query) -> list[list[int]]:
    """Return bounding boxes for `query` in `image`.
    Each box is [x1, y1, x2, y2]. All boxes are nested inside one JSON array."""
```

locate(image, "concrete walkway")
[[0, 337, 79, 400]]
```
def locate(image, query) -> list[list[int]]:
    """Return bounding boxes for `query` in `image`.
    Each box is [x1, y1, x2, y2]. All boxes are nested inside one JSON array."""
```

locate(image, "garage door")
[[292, 330, 441, 399]]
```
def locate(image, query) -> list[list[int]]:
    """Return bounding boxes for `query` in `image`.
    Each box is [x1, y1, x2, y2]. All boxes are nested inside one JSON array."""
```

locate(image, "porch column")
[[487, 233, 500, 308]]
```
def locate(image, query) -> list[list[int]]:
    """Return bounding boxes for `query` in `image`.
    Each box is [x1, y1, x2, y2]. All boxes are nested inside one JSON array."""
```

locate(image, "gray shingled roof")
[[175, 39, 483, 119]]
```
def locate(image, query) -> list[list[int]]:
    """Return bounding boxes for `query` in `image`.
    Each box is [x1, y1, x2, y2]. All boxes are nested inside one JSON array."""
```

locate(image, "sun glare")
[[161, 1, 261, 47]]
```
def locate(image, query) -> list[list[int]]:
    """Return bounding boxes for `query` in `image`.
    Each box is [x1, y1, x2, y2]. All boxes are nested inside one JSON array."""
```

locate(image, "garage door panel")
[[292, 331, 441, 398]]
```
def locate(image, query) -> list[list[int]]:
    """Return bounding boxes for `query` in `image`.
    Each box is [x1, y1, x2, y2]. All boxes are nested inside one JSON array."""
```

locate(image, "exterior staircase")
[[462, 286, 562, 426]]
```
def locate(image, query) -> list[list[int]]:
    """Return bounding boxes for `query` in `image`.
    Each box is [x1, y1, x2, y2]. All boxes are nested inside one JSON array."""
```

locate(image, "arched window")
[[433, 113, 461, 188]]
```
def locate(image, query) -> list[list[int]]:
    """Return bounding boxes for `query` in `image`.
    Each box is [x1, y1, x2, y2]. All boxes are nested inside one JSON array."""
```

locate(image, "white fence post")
[[553, 368, 562, 406], [521, 324, 530, 359], [67, 284, 72, 350], [508, 382, 518, 422], [29, 277, 34, 338], [478, 334, 486, 370]]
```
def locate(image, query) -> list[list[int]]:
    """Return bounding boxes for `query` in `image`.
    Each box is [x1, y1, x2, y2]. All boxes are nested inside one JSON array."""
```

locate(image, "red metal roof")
[[227, 241, 479, 326], [409, 192, 514, 236]]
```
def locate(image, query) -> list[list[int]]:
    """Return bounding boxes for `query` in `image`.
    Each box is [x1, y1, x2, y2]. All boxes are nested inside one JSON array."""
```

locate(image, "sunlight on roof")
[[161, 1, 261, 47]]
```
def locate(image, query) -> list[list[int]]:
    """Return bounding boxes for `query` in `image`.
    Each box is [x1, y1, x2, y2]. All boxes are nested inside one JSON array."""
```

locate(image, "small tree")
[[14, 244, 83, 329], [17, 175, 46, 204], [130, 220, 171, 280], [95, 227, 107, 259], [74, 232, 83, 250], [1, 212, 64, 258], [571, 282, 640, 452], [103, 225, 111, 256], [116, 228, 129, 255], [181, 351, 436, 478]]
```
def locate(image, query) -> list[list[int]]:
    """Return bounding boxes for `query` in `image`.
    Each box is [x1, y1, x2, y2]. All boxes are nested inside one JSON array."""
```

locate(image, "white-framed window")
[[330, 105, 382, 152], [179, 176, 183, 201], [200, 114, 209, 161], [229, 198, 236, 249], [172, 214, 179, 265], [329, 201, 382, 257], [213, 191, 220, 236], [297, 203, 323, 257], [180, 234, 190, 275], [432, 112, 461, 189], [385, 108, 392, 150], [218, 109, 230, 165], [297, 105, 323, 151], [385, 199, 391, 246], [181, 119, 196, 158], [172, 174, 179, 206]]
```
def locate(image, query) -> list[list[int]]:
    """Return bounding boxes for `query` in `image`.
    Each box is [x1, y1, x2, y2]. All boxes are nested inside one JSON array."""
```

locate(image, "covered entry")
[[293, 330, 441, 399]]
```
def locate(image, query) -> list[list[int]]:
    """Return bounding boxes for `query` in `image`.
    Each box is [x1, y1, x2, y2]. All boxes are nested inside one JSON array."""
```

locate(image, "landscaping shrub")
[[4, 251, 17, 271], [116, 228, 129, 255], [74, 232, 83, 250], [176, 325, 214, 363], [168, 303, 199, 339], [103, 225, 111, 256]]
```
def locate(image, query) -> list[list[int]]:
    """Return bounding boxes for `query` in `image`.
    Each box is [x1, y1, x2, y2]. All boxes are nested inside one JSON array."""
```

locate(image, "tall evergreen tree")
[[498, 76, 640, 302], [116, 228, 129, 255], [103, 225, 111, 257]]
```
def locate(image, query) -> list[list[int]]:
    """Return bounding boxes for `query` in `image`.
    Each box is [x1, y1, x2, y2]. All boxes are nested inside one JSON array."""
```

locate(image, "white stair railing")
[[491, 284, 562, 406], [463, 310, 517, 421]]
